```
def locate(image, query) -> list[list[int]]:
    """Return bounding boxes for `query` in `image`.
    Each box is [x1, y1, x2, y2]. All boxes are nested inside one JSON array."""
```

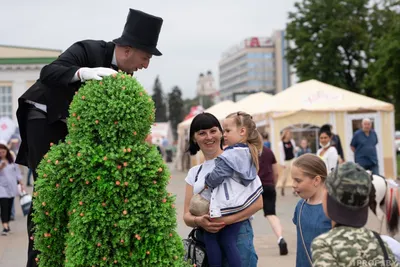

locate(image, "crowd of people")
[[0, 6, 395, 266], [183, 112, 399, 266]]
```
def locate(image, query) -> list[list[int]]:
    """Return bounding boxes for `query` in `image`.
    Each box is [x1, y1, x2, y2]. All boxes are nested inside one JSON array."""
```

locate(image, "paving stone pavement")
[[0, 163, 394, 266]]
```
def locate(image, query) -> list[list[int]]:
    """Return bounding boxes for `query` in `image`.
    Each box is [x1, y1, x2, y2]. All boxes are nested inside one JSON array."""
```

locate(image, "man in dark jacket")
[[16, 9, 163, 267]]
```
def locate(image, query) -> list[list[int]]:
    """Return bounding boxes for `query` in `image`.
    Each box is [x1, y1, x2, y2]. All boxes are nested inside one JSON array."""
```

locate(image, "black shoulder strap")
[[194, 165, 203, 183], [372, 231, 390, 266]]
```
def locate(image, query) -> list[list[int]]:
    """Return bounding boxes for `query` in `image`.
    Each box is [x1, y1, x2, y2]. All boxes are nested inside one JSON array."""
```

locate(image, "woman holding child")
[[183, 112, 262, 266]]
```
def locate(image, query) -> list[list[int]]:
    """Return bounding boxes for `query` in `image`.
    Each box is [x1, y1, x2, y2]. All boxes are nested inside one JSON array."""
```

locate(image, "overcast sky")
[[1, 0, 297, 99]]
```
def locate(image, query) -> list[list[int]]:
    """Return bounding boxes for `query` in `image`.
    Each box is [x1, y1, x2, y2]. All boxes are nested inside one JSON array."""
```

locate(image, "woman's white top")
[[317, 146, 339, 174], [0, 162, 22, 198], [185, 159, 215, 200]]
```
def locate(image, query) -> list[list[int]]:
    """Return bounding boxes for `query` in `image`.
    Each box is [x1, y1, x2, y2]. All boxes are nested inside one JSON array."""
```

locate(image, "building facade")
[[196, 70, 219, 107], [218, 30, 291, 101], [196, 71, 217, 97], [0, 45, 61, 121]]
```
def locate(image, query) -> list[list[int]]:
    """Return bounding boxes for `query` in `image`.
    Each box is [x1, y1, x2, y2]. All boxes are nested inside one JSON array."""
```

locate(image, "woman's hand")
[[196, 214, 225, 233], [0, 161, 7, 170], [19, 182, 25, 193]]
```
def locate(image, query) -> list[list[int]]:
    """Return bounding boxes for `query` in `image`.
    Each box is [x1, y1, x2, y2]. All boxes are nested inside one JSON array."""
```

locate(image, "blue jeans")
[[203, 221, 243, 267], [196, 219, 258, 267], [360, 163, 379, 175]]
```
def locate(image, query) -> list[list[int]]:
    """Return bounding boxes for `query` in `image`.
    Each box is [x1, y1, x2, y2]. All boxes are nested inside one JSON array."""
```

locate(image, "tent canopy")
[[268, 80, 394, 113], [236, 92, 273, 115], [178, 100, 239, 129]]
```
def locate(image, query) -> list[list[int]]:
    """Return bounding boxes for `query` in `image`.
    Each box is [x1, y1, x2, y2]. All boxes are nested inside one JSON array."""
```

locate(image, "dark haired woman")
[[183, 112, 262, 266], [316, 128, 338, 174]]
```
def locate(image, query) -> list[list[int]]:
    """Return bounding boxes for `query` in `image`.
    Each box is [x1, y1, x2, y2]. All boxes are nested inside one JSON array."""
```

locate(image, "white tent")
[[150, 122, 173, 147], [236, 92, 273, 115], [268, 79, 393, 113], [267, 79, 396, 179]]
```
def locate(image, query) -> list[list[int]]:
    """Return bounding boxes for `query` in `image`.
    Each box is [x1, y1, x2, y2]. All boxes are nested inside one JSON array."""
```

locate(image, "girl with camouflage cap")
[[312, 162, 399, 266]]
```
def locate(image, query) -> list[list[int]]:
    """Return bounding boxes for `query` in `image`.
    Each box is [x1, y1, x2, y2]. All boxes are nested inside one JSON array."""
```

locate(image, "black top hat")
[[113, 9, 163, 56]]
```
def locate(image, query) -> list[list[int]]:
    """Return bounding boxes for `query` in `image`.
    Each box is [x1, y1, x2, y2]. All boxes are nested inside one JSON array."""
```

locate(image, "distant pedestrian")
[[296, 139, 311, 157], [317, 128, 338, 174], [0, 143, 24, 236], [350, 118, 379, 174], [320, 124, 344, 162], [278, 129, 296, 196], [262, 132, 271, 149], [259, 146, 288, 256]]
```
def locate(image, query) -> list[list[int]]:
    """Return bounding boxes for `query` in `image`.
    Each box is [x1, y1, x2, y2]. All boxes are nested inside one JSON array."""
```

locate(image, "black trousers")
[[26, 115, 68, 267], [0, 197, 14, 223]]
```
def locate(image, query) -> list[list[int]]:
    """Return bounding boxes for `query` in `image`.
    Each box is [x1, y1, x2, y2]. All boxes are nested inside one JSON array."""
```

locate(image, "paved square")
[[0, 163, 393, 266]]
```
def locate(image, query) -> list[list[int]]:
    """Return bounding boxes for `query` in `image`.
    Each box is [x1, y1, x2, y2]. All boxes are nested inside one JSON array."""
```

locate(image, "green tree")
[[286, 0, 371, 93], [199, 95, 214, 109], [168, 86, 184, 141], [32, 73, 188, 266], [152, 76, 167, 122], [182, 95, 213, 118], [364, 4, 400, 128]]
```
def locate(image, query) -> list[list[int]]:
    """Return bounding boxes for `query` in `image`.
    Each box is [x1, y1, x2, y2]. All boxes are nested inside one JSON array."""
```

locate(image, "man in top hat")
[[15, 9, 163, 267]]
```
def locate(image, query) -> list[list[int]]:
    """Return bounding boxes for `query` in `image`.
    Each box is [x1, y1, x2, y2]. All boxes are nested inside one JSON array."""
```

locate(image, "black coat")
[[16, 40, 116, 166]]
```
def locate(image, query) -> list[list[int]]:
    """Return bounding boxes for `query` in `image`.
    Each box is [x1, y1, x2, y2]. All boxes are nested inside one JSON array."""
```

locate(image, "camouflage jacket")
[[312, 226, 399, 267]]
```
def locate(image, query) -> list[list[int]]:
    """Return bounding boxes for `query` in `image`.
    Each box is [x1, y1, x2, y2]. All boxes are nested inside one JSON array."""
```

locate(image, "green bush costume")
[[32, 72, 186, 266]]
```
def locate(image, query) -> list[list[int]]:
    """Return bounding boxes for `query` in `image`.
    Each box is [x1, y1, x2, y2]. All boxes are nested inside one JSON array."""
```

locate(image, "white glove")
[[78, 67, 118, 82]]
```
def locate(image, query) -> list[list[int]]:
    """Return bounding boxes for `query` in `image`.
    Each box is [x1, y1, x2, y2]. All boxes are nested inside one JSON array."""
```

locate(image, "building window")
[[247, 53, 262, 59], [264, 53, 274, 59], [0, 86, 12, 118], [265, 80, 275, 86], [247, 80, 263, 87], [246, 52, 275, 59]]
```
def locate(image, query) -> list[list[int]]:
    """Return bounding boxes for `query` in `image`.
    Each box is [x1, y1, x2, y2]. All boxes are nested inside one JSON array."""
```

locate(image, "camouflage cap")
[[325, 162, 371, 227]]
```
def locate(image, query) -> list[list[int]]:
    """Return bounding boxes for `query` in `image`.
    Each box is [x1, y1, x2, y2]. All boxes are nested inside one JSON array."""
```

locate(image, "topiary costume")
[[31, 72, 187, 266]]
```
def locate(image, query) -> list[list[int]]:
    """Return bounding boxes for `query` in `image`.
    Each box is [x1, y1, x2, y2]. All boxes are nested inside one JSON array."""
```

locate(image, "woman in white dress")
[[317, 127, 338, 174]]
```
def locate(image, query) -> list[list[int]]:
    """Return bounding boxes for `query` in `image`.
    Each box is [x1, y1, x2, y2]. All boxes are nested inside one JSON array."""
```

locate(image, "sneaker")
[[279, 238, 288, 255], [1, 229, 9, 236]]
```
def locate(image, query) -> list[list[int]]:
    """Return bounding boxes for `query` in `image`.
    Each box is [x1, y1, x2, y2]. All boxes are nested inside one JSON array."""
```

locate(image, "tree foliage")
[[152, 76, 168, 122], [286, 0, 371, 93], [286, 0, 400, 126], [364, 3, 400, 128], [168, 86, 184, 141]]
